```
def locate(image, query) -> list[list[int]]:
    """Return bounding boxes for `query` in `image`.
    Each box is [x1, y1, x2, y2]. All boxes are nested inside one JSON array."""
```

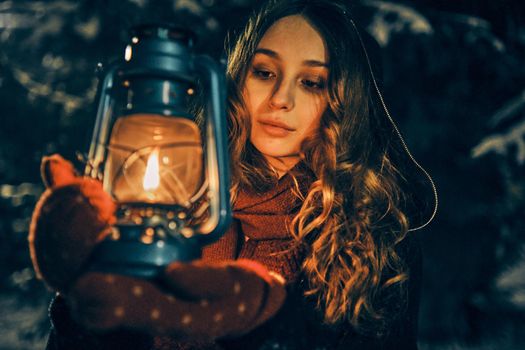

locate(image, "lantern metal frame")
[[84, 24, 231, 278]]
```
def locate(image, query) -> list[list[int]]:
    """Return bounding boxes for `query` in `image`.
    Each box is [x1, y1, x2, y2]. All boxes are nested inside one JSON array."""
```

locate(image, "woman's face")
[[243, 15, 329, 173]]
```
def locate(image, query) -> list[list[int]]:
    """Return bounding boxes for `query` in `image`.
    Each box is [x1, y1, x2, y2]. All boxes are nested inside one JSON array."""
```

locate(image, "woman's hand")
[[67, 259, 286, 340], [29, 154, 116, 292]]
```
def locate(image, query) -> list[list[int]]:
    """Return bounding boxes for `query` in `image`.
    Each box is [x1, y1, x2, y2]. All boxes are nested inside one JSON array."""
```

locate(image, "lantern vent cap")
[[130, 23, 196, 48]]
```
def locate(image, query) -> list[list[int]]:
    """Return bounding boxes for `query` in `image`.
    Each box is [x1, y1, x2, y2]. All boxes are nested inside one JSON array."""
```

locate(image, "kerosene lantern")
[[84, 24, 231, 278]]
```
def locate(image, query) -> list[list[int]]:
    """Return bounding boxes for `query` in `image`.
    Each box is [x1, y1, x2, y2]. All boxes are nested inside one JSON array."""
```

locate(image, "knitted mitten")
[[29, 154, 116, 292], [68, 259, 286, 340]]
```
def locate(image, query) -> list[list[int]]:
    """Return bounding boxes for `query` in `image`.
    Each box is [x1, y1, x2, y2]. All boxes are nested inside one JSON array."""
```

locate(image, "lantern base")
[[90, 224, 201, 279]]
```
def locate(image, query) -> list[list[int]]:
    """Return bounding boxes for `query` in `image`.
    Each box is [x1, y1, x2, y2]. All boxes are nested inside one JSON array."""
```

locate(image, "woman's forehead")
[[256, 15, 328, 65]]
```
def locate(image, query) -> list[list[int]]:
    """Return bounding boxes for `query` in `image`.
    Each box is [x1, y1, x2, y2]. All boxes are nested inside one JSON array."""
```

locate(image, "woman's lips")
[[257, 120, 295, 137]]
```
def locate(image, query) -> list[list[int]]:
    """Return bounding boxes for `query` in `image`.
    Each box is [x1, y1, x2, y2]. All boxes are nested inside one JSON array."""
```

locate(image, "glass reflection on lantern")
[[104, 114, 204, 207]]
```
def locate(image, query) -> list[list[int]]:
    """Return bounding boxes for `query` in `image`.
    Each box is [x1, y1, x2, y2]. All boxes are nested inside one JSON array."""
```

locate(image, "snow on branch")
[[471, 118, 525, 165], [472, 90, 525, 165], [11, 67, 97, 115], [363, 0, 433, 46], [495, 245, 525, 309], [489, 90, 525, 127]]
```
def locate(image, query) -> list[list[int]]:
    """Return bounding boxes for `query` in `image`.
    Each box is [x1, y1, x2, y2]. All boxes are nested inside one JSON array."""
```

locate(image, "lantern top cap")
[[130, 23, 196, 48]]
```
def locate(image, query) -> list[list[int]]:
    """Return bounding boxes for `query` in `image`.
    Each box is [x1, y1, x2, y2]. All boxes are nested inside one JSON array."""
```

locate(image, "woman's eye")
[[252, 68, 275, 80], [301, 79, 325, 91]]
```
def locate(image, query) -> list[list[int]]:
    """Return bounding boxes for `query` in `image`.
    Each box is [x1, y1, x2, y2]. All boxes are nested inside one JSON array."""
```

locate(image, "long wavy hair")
[[226, 0, 412, 335]]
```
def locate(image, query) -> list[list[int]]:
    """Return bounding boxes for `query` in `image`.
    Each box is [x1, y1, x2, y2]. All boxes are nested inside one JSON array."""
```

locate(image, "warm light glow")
[[143, 149, 160, 191], [125, 45, 132, 61]]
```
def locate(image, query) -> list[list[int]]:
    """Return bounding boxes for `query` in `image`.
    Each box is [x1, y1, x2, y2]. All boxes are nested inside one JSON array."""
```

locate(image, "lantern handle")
[[85, 64, 118, 180], [192, 55, 232, 245]]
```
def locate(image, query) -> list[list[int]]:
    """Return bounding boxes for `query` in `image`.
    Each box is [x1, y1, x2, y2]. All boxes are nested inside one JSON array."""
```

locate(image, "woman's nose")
[[269, 79, 295, 111]]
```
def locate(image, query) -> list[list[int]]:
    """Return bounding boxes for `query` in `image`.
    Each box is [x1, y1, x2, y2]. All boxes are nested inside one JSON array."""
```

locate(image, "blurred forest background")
[[1, 0, 524, 349]]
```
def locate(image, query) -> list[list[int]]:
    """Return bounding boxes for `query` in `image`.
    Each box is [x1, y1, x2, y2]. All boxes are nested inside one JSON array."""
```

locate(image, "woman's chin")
[[254, 147, 297, 160], [252, 139, 297, 157]]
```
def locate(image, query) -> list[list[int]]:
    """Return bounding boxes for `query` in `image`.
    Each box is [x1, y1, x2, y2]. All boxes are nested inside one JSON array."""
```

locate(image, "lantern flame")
[[143, 149, 160, 191]]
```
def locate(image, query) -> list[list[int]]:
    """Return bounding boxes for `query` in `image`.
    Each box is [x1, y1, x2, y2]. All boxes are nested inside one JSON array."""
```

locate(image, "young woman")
[[30, 0, 434, 349]]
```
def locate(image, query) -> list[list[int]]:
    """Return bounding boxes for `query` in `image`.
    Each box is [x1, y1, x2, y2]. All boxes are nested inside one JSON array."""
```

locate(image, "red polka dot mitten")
[[29, 154, 116, 293], [68, 259, 286, 340]]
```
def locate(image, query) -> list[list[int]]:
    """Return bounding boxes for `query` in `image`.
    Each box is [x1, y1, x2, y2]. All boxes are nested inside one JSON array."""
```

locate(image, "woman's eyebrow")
[[254, 48, 328, 68]]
